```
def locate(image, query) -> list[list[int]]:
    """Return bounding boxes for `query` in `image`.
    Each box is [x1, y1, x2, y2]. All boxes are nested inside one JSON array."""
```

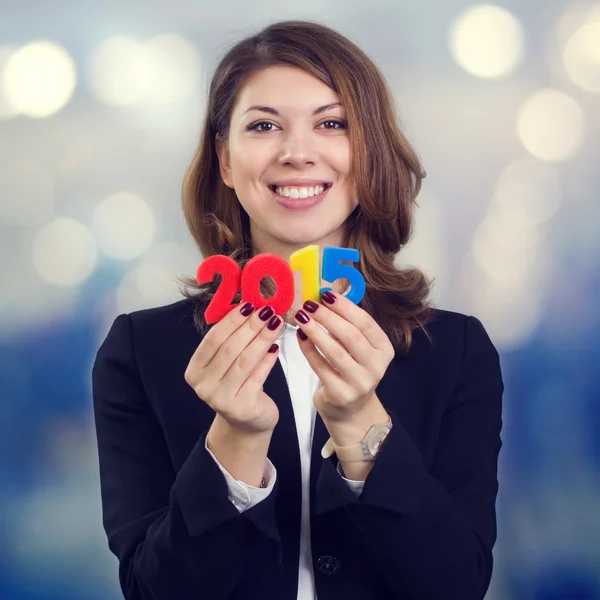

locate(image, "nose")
[[278, 130, 317, 168]]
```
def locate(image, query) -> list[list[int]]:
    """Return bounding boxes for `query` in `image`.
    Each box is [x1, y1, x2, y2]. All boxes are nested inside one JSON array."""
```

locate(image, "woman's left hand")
[[295, 290, 395, 423]]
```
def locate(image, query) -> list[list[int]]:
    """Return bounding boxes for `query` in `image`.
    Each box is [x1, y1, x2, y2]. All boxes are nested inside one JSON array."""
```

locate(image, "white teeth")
[[274, 184, 326, 197]]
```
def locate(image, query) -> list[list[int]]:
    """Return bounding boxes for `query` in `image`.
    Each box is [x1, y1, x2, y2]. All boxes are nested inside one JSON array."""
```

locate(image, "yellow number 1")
[[289, 244, 321, 304]]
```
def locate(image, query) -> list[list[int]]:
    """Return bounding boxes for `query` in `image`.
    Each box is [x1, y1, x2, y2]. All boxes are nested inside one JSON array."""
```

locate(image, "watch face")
[[366, 427, 390, 455]]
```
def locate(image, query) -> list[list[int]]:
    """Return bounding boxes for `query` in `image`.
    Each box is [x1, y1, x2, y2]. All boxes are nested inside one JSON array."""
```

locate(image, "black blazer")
[[92, 299, 503, 600]]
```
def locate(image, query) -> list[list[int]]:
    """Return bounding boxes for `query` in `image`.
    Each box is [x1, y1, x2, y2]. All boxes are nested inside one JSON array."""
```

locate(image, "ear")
[[215, 134, 234, 189]]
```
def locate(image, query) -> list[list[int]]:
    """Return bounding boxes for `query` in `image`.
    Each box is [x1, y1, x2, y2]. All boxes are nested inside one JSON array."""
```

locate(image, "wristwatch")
[[321, 414, 393, 462]]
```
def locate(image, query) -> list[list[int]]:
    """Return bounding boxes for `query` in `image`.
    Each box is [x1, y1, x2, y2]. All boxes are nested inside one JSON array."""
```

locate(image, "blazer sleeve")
[[92, 314, 283, 600], [204, 437, 277, 512], [314, 315, 504, 600]]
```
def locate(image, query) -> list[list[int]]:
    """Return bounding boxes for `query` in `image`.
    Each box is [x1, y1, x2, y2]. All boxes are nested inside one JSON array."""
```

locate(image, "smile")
[[268, 183, 331, 198], [268, 183, 332, 211]]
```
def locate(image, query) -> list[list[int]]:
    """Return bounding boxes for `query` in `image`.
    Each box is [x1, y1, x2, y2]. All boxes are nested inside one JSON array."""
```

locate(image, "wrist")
[[207, 415, 272, 488], [210, 414, 273, 449], [324, 400, 389, 447]]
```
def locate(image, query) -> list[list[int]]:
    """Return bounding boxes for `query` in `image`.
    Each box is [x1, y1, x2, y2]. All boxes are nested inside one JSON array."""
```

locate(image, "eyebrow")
[[242, 102, 342, 117]]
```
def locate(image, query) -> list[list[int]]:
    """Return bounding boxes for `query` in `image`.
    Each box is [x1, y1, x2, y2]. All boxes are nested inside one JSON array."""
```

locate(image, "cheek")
[[231, 143, 271, 179], [330, 140, 352, 177]]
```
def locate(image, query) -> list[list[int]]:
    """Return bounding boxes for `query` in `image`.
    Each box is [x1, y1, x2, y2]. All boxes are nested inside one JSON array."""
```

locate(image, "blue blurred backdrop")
[[1, 1, 599, 598]]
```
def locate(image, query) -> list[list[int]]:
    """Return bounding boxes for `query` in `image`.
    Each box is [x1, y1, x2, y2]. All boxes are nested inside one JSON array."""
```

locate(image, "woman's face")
[[216, 65, 358, 256]]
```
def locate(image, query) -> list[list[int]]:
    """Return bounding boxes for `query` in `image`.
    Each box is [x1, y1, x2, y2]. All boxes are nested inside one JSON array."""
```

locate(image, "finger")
[[296, 328, 343, 390], [222, 314, 284, 397], [192, 301, 258, 369], [319, 291, 391, 352], [236, 341, 280, 398], [296, 308, 360, 374], [303, 301, 372, 365]]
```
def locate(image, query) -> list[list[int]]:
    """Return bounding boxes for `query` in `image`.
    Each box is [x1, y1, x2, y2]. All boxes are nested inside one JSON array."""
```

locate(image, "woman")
[[92, 20, 504, 600]]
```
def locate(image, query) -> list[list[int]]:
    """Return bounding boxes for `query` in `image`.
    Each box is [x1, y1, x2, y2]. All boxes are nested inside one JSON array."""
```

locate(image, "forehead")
[[234, 66, 340, 114]]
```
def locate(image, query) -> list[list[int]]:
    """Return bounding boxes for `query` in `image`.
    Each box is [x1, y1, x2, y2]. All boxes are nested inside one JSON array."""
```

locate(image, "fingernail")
[[321, 291, 336, 304], [259, 306, 274, 321], [240, 302, 254, 316], [295, 309, 310, 324], [268, 343, 279, 353], [297, 328, 308, 341], [267, 315, 281, 330], [303, 300, 319, 313]]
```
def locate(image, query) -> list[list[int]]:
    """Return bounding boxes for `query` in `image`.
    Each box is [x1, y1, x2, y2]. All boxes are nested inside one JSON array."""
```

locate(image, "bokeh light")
[[144, 34, 201, 103], [87, 37, 149, 106], [395, 189, 448, 305], [88, 34, 200, 106], [0, 46, 19, 120], [116, 241, 198, 314], [460, 155, 562, 348], [32, 218, 97, 287], [494, 156, 562, 226], [563, 21, 600, 93], [0, 160, 55, 227], [3, 41, 77, 118], [555, 3, 600, 51], [516, 89, 584, 161], [449, 4, 525, 79], [91, 191, 156, 261]]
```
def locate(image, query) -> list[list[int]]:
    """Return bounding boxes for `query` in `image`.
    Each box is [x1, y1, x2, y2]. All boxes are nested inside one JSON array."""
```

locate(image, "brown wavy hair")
[[178, 20, 436, 357]]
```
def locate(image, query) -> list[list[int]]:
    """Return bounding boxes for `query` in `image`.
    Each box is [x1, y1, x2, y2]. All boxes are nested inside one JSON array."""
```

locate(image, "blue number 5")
[[320, 247, 365, 304]]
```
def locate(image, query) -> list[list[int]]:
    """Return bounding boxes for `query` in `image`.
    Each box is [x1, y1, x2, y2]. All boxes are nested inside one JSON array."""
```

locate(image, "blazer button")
[[316, 555, 342, 575]]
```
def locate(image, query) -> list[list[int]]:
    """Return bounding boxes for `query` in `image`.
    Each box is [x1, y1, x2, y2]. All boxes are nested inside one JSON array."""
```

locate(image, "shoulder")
[[414, 307, 498, 354], [125, 298, 202, 353], [97, 298, 201, 364], [127, 297, 197, 332], [407, 307, 501, 381], [426, 307, 503, 392]]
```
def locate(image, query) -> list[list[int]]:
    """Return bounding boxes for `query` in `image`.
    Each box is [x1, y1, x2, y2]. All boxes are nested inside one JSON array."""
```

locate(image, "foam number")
[[289, 244, 321, 304], [320, 246, 365, 304], [196, 246, 366, 324], [240, 253, 295, 316], [195, 255, 241, 324]]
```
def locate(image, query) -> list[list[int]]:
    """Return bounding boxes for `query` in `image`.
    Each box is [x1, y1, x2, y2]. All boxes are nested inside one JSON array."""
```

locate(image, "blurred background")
[[0, 0, 599, 598]]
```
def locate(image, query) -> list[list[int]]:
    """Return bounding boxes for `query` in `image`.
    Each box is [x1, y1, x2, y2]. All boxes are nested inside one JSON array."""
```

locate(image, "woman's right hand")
[[184, 302, 285, 435]]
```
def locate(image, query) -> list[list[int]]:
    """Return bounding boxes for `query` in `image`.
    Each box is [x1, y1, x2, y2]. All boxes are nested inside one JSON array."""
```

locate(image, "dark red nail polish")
[[267, 315, 281, 330], [295, 309, 310, 324], [268, 343, 279, 353], [303, 300, 319, 313], [321, 291, 336, 304], [240, 302, 254, 316], [297, 328, 308, 341], [259, 306, 274, 321]]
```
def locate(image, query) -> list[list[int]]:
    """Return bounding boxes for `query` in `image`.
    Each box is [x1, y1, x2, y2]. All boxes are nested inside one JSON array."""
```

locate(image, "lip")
[[269, 184, 330, 210]]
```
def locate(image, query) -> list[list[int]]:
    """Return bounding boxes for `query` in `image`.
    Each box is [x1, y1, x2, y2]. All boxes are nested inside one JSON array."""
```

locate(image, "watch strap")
[[321, 414, 392, 462]]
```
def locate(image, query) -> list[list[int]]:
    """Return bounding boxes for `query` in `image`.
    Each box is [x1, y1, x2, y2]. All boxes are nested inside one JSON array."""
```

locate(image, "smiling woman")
[[93, 19, 503, 600]]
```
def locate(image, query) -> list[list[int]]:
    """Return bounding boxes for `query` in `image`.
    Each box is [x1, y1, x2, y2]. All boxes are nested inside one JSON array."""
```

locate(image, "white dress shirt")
[[205, 321, 366, 600]]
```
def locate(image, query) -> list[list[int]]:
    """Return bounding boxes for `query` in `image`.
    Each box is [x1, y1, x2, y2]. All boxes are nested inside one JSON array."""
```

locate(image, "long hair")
[[178, 20, 436, 356]]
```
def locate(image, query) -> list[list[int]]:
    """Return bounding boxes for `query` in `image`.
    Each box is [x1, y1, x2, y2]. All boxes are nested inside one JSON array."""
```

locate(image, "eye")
[[247, 121, 279, 132], [319, 119, 347, 130]]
